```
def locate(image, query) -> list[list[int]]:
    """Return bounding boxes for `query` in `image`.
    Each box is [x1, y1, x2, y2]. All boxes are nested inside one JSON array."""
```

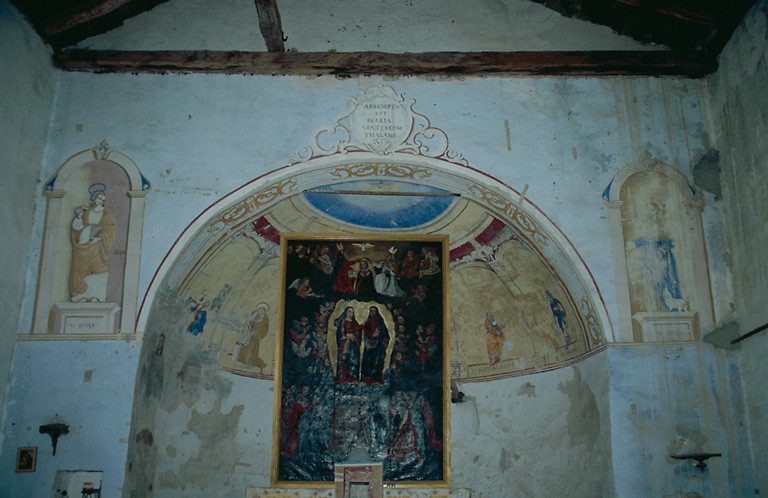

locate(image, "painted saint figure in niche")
[[233, 303, 270, 369], [334, 306, 362, 382], [360, 306, 390, 384], [69, 184, 116, 302], [485, 311, 505, 365], [632, 237, 683, 312]]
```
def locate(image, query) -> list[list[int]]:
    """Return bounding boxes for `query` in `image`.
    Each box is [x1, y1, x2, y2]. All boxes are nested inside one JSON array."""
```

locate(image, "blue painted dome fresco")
[[302, 180, 456, 229]]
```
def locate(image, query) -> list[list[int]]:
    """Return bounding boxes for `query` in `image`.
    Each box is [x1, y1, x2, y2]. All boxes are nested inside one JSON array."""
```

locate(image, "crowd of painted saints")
[[278, 241, 445, 481]]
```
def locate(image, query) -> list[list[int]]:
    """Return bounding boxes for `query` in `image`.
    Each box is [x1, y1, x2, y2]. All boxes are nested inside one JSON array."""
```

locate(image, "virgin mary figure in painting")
[[360, 306, 390, 385], [69, 184, 116, 302], [334, 306, 362, 383]]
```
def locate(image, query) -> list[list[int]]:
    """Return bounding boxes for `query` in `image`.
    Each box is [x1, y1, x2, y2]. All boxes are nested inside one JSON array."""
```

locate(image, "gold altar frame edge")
[[270, 232, 451, 489]]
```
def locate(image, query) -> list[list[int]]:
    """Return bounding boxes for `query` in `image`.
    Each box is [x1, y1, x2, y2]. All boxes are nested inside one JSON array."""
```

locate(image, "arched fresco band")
[[137, 152, 613, 384]]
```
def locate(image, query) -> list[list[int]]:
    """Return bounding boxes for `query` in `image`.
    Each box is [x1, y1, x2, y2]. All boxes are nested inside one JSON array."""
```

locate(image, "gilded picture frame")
[[271, 233, 450, 488]]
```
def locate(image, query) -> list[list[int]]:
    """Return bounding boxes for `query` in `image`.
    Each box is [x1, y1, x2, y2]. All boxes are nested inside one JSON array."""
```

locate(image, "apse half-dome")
[[303, 180, 456, 229]]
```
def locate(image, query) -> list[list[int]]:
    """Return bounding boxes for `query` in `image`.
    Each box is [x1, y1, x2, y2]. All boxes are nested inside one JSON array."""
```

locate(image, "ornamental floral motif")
[[208, 178, 297, 232], [580, 296, 604, 346], [330, 163, 432, 181], [467, 184, 549, 245]]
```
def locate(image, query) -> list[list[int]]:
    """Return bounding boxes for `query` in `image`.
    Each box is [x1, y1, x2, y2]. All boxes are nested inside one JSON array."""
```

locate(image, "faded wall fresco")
[[172, 177, 604, 384], [621, 171, 695, 316], [127, 165, 610, 495], [59, 161, 130, 307]]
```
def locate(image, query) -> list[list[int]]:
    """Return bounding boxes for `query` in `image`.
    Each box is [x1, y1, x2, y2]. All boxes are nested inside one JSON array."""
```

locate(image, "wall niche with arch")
[[29, 141, 150, 340], [604, 155, 715, 343]]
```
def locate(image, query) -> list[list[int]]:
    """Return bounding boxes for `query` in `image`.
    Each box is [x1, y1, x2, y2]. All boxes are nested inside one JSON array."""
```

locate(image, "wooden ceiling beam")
[[613, 0, 718, 26], [254, 0, 285, 52], [38, 0, 170, 49], [53, 49, 718, 77]]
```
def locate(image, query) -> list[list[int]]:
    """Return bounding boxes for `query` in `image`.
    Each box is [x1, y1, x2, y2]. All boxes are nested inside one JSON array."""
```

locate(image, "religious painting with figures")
[[271, 234, 450, 487]]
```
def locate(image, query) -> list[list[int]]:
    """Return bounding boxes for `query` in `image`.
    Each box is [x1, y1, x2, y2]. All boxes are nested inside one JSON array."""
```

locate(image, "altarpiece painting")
[[272, 234, 449, 487]]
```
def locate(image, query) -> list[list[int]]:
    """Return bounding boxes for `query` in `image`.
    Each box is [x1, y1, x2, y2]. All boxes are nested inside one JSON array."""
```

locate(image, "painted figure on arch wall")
[[484, 311, 505, 366], [233, 303, 270, 368], [69, 183, 116, 302]]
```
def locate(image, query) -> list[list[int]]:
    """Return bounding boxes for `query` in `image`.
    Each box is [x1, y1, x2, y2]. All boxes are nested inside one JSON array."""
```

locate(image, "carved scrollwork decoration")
[[580, 297, 604, 346], [467, 184, 549, 246], [289, 85, 468, 167], [208, 178, 297, 232], [330, 163, 432, 181], [92, 140, 112, 161]]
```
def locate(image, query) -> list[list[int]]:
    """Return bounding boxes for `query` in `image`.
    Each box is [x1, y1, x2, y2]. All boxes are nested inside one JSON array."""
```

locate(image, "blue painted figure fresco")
[[633, 237, 684, 311], [546, 291, 570, 345], [186, 291, 208, 336]]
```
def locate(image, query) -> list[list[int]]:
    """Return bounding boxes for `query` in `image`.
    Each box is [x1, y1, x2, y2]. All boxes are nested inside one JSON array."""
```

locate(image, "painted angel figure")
[[69, 184, 116, 302]]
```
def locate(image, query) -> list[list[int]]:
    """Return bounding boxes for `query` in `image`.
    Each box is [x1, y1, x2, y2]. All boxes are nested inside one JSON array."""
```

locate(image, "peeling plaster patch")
[[557, 367, 600, 449], [692, 149, 722, 200], [135, 428, 154, 446], [83, 369, 95, 383], [166, 445, 176, 457], [158, 398, 245, 490], [517, 382, 536, 397]]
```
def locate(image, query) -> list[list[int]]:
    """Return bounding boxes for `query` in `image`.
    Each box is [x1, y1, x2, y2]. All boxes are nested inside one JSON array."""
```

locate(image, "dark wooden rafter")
[[613, 0, 718, 26], [22, 0, 171, 49], [531, 0, 757, 53], [254, 0, 285, 52], [54, 49, 718, 77]]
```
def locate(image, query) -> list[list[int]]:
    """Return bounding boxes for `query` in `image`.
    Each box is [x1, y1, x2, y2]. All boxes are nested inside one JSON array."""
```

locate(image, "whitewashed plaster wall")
[[706, 0, 768, 494], [1, 59, 749, 495], [609, 344, 753, 496], [78, 0, 656, 52], [0, 0, 55, 440], [18, 73, 720, 338]]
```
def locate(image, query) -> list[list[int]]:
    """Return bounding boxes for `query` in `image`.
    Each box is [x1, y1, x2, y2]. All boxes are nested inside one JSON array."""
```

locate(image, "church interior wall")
[[705, 0, 768, 493], [0, 0, 55, 440], [0, 0, 766, 495]]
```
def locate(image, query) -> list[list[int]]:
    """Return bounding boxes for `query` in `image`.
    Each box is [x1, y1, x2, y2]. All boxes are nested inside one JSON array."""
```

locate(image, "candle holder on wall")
[[670, 452, 722, 471]]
